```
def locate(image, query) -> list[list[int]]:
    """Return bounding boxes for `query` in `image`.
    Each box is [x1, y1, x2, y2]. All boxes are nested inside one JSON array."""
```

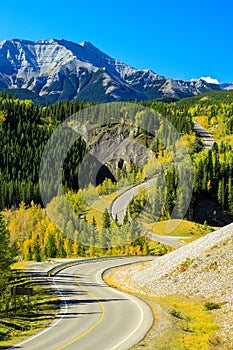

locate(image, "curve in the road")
[[8, 258, 154, 350], [57, 266, 106, 350], [110, 181, 185, 248], [111, 178, 155, 224], [110, 121, 215, 248], [193, 120, 215, 150]]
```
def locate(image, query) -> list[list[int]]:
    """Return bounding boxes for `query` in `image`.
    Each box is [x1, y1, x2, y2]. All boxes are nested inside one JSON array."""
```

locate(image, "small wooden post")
[[28, 294, 30, 313], [14, 294, 16, 314]]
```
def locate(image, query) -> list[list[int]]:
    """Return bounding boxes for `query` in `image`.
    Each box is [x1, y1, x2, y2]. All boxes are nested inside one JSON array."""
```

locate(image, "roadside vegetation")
[[104, 267, 224, 350], [128, 140, 233, 227], [4, 195, 170, 261], [1, 90, 233, 261], [0, 213, 58, 347], [0, 270, 58, 348]]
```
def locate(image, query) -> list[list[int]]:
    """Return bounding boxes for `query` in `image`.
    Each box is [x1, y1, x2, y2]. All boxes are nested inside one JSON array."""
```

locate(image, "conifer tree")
[[0, 213, 17, 290], [102, 209, 111, 228]]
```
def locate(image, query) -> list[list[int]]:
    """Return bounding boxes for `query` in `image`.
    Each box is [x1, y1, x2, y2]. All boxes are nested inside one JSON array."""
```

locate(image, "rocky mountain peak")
[[0, 38, 231, 103]]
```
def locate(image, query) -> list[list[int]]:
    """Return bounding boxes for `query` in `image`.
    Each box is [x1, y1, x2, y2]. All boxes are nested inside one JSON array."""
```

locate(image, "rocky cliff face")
[[0, 39, 227, 103], [72, 123, 151, 183]]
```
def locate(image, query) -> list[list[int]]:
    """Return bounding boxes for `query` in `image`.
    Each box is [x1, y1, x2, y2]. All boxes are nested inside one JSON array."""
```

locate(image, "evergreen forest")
[[1, 90, 233, 262]]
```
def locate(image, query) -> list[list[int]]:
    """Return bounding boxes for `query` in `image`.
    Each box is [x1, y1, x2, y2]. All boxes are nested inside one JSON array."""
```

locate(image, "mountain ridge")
[[0, 38, 231, 103]]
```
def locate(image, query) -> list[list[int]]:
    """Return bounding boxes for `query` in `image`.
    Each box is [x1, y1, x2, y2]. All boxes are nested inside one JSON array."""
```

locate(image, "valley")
[[0, 45, 233, 349]]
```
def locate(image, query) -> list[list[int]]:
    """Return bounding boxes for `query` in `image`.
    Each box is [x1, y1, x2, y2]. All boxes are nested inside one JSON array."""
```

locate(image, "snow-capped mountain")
[[0, 39, 230, 103], [219, 82, 233, 90]]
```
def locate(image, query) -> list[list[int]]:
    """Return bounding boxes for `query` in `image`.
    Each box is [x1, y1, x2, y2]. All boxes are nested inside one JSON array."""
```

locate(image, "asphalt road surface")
[[193, 121, 215, 150], [111, 179, 155, 224], [110, 180, 185, 248], [110, 121, 215, 248], [8, 258, 154, 350], [148, 231, 185, 248]]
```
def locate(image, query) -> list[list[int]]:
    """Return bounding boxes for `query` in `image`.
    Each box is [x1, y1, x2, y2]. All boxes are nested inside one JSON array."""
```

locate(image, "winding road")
[[8, 258, 153, 350], [193, 121, 215, 150], [111, 178, 155, 224], [8, 122, 214, 349], [110, 121, 215, 248]]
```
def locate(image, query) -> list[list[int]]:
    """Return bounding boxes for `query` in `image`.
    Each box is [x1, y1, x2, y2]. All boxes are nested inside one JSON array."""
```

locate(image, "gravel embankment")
[[134, 223, 233, 287], [123, 224, 232, 345]]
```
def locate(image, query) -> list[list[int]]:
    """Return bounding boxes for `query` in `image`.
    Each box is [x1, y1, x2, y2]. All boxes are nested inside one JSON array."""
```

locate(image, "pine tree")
[[115, 213, 120, 226], [0, 213, 16, 290], [57, 237, 66, 258], [218, 180, 225, 210], [46, 233, 57, 258], [227, 178, 233, 214], [102, 209, 111, 228], [123, 211, 129, 225], [92, 216, 97, 227], [34, 238, 41, 262]]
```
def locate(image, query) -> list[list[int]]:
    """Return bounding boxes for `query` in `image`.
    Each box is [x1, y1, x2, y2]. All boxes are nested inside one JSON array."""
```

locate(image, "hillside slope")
[[134, 224, 233, 287], [107, 225, 233, 347], [134, 225, 233, 344]]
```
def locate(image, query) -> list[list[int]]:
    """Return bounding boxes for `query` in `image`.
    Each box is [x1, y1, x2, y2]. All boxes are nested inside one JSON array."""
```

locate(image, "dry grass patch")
[[86, 190, 124, 226], [10, 261, 31, 270], [146, 219, 212, 238]]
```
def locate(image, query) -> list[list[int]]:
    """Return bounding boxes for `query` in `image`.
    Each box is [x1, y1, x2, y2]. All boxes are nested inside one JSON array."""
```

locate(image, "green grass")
[[0, 271, 58, 348], [145, 219, 212, 238]]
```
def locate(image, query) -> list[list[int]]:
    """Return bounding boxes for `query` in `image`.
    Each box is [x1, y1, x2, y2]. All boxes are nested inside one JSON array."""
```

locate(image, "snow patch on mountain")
[[200, 76, 220, 85], [0, 38, 231, 102]]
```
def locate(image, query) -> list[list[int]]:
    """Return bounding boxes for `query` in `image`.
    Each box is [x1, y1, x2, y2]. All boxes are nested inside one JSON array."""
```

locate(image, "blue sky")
[[0, 0, 233, 82]]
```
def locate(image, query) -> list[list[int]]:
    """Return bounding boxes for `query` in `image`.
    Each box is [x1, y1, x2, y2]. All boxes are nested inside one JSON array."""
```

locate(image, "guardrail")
[[47, 255, 149, 277]]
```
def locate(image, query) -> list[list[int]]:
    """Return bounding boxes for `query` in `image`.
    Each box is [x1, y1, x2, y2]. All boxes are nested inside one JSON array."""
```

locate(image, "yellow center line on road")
[[56, 266, 105, 350]]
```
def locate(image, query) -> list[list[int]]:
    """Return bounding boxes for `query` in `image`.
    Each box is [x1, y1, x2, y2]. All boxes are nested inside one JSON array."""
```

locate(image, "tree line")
[[2, 91, 233, 262], [0, 94, 195, 210], [5, 196, 168, 262]]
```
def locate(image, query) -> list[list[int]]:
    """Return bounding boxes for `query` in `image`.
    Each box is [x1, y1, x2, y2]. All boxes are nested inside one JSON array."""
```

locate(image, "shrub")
[[170, 308, 183, 319], [204, 302, 221, 311], [179, 257, 192, 272]]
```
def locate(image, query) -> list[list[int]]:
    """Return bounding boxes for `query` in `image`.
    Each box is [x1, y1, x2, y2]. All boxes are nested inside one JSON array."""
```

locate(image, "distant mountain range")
[[0, 39, 232, 103]]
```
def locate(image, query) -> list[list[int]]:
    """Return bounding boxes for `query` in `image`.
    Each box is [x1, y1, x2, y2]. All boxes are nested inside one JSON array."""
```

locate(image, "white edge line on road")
[[96, 268, 148, 350], [6, 259, 151, 350], [6, 276, 68, 350]]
